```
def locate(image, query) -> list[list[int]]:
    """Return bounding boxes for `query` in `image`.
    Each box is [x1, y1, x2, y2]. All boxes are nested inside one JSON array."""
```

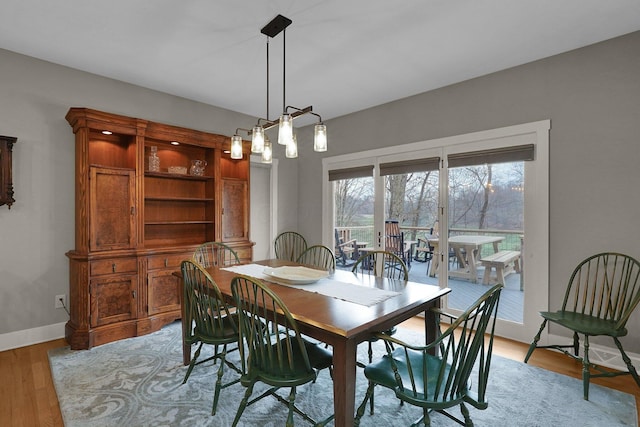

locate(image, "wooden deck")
[[337, 257, 524, 323]]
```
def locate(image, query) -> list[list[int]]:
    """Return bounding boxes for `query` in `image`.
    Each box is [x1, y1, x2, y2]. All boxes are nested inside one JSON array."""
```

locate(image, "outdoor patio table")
[[428, 235, 504, 283]]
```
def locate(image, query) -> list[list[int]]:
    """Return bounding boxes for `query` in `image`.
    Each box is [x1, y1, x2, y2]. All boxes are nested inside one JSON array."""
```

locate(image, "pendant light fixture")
[[230, 14, 327, 160], [230, 134, 243, 159]]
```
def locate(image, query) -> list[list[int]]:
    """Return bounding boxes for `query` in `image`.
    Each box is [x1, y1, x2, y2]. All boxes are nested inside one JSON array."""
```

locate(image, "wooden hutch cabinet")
[[65, 108, 252, 349]]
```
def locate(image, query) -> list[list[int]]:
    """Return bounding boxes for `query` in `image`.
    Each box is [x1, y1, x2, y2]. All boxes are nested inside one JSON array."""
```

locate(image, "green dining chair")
[[352, 250, 408, 281], [524, 252, 640, 400], [193, 241, 241, 267], [180, 260, 242, 415], [230, 274, 335, 426], [352, 250, 409, 413], [274, 231, 308, 262], [296, 244, 336, 273], [354, 284, 503, 427], [352, 250, 409, 364], [192, 241, 242, 358]]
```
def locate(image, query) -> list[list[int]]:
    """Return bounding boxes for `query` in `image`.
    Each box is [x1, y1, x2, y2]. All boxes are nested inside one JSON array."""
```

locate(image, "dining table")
[[175, 258, 450, 427], [428, 235, 504, 283]]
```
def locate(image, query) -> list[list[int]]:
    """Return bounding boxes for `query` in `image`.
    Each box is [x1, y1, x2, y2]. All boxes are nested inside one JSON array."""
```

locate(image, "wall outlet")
[[55, 294, 66, 309]]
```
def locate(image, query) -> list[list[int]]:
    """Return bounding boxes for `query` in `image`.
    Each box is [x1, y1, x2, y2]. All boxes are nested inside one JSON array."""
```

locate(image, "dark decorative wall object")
[[0, 135, 17, 209]]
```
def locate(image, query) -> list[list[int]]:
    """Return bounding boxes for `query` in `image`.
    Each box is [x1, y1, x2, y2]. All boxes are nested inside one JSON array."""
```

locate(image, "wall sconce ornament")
[[0, 135, 17, 209]]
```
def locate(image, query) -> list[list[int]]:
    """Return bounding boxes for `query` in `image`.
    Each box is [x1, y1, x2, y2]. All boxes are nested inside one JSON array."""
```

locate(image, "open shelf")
[[144, 196, 214, 202], [145, 220, 214, 225], [144, 171, 213, 181]]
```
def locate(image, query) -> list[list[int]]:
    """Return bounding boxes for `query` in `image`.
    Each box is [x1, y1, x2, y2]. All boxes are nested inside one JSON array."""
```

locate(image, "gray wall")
[[297, 31, 640, 351], [0, 48, 297, 337]]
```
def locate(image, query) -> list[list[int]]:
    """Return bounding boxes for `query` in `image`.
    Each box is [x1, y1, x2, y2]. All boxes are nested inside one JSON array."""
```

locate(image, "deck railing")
[[336, 226, 523, 257]]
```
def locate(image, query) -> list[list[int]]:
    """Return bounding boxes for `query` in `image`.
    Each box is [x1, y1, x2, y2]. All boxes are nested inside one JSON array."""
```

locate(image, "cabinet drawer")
[[147, 253, 192, 270], [234, 246, 253, 262], [91, 258, 137, 276]]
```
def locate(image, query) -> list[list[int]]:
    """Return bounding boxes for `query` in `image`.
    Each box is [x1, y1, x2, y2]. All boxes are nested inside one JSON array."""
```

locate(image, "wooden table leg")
[[466, 245, 479, 283], [179, 278, 191, 366], [332, 338, 358, 426], [182, 333, 191, 366]]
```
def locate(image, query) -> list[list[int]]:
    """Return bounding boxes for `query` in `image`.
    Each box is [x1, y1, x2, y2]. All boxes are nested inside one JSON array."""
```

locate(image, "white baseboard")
[[0, 322, 66, 352], [548, 333, 640, 372]]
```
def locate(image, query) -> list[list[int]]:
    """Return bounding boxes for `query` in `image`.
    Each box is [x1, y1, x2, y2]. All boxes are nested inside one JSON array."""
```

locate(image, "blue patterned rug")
[[48, 321, 637, 426]]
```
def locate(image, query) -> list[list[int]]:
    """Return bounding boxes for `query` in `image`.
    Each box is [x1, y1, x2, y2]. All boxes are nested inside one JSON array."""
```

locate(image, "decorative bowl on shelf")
[[190, 159, 207, 176], [167, 166, 187, 174]]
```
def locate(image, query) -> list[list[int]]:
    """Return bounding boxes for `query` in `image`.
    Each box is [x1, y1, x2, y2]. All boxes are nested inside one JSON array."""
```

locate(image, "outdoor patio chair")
[[180, 260, 242, 415], [274, 231, 308, 262], [334, 228, 357, 267], [524, 252, 640, 400], [230, 275, 334, 426], [354, 284, 503, 426], [384, 220, 411, 267], [414, 228, 434, 267]]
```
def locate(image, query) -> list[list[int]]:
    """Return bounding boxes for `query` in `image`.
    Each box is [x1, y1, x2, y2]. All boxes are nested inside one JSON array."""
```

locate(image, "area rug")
[[48, 322, 637, 426]]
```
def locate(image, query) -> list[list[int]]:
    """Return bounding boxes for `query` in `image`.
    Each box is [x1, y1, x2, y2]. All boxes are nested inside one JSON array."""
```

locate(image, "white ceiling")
[[2, 1, 640, 121]]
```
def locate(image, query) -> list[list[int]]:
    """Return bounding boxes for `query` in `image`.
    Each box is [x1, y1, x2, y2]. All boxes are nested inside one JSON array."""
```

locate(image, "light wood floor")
[[1, 320, 638, 426]]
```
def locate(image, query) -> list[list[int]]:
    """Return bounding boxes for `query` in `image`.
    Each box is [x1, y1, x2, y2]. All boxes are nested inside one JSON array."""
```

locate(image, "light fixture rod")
[[282, 27, 286, 114], [260, 106, 313, 131], [266, 37, 270, 120]]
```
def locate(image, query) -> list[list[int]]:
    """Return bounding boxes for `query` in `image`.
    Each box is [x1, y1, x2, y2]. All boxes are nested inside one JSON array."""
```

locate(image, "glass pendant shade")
[[251, 126, 265, 153], [278, 114, 293, 146], [261, 139, 273, 163], [313, 123, 327, 152], [285, 134, 298, 158], [230, 135, 243, 159]]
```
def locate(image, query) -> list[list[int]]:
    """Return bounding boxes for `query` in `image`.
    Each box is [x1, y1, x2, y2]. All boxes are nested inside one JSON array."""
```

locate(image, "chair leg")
[[366, 341, 376, 413], [211, 349, 227, 415], [582, 335, 592, 400], [232, 381, 255, 427], [460, 402, 473, 427], [408, 408, 430, 427], [354, 382, 376, 426], [286, 387, 297, 427], [524, 320, 547, 363], [613, 337, 640, 388], [182, 342, 203, 384], [423, 408, 431, 426]]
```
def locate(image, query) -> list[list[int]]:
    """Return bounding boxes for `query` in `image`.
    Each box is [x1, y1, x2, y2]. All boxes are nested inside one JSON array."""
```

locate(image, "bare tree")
[[474, 165, 493, 229], [334, 178, 373, 226], [386, 174, 407, 222]]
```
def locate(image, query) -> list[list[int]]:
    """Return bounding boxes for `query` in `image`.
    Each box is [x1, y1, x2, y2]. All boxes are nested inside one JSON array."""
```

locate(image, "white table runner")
[[221, 264, 400, 307]]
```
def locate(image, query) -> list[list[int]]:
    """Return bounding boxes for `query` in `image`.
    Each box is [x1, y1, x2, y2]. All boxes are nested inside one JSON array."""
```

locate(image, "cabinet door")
[[90, 275, 137, 327], [147, 270, 181, 315], [90, 167, 137, 251], [222, 178, 248, 241]]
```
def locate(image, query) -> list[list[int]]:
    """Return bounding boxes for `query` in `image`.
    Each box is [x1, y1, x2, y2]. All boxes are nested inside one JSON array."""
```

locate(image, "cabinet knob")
[[132, 290, 137, 299], [112, 263, 116, 273], [164, 258, 168, 267]]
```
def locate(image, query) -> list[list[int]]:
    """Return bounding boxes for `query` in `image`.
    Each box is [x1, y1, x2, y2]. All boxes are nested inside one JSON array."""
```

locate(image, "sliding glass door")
[[323, 121, 549, 343], [445, 153, 528, 324]]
